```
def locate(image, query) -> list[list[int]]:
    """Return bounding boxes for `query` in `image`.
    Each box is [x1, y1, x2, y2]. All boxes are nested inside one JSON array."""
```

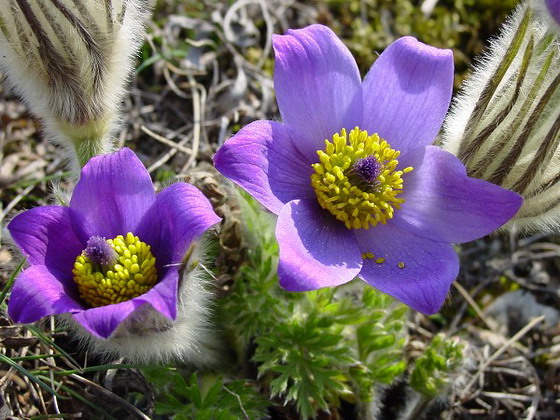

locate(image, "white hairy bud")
[[0, 1, 151, 167], [442, 0, 560, 233]]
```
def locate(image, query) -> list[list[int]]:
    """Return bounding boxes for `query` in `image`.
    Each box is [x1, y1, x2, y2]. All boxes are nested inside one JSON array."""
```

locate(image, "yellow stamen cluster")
[[311, 127, 413, 229], [73, 232, 157, 308]]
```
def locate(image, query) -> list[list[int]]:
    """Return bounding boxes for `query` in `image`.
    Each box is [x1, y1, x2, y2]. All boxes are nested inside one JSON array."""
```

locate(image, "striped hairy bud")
[[442, 0, 560, 233], [0, 1, 151, 167]]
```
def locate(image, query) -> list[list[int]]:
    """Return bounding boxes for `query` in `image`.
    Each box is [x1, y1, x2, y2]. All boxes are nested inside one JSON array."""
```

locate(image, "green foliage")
[[409, 333, 464, 398], [351, 288, 408, 400], [253, 289, 362, 416], [155, 168, 176, 184], [143, 368, 269, 420], [253, 311, 353, 419], [219, 193, 410, 418], [218, 191, 291, 349]]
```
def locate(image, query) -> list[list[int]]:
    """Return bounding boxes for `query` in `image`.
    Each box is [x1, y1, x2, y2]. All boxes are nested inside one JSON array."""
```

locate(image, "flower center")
[[352, 155, 383, 183], [311, 127, 413, 229], [73, 232, 157, 308]]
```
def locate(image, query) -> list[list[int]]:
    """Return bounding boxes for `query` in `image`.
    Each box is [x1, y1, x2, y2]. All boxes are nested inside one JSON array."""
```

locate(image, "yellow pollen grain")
[[397, 261, 405, 269], [72, 233, 157, 308], [375, 257, 385, 264], [311, 127, 413, 230]]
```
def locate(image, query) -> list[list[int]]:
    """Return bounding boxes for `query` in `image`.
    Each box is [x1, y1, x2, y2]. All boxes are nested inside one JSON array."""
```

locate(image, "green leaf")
[[0, 353, 63, 398], [0, 257, 25, 305], [410, 334, 464, 398]]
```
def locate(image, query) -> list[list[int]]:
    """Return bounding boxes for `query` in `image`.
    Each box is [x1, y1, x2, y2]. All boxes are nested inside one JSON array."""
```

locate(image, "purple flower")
[[8, 148, 220, 338], [214, 25, 523, 314]]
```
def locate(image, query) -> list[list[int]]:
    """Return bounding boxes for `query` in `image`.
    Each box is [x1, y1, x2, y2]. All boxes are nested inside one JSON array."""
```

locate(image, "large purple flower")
[[7, 148, 220, 338], [214, 25, 523, 314]]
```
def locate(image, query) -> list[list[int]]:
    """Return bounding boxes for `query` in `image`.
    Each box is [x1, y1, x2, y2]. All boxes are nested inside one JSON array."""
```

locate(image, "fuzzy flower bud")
[[442, 0, 560, 233], [0, 1, 151, 168]]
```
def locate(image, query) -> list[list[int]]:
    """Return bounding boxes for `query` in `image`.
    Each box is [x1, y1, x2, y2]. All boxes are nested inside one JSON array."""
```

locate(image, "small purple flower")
[[214, 25, 523, 314], [7, 148, 220, 338]]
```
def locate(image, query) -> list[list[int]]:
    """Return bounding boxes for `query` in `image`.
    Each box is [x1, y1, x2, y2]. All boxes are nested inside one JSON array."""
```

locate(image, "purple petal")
[[70, 148, 156, 241], [355, 223, 458, 314], [361, 36, 453, 154], [546, 0, 560, 25], [273, 24, 362, 158], [394, 146, 523, 243], [135, 268, 179, 320], [276, 199, 362, 291], [8, 206, 84, 279], [214, 120, 316, 214], [71, 269, 179, 339], [8, 265, 83, 323], [137, 183, 221, 266], [72, 300, 142, 339]]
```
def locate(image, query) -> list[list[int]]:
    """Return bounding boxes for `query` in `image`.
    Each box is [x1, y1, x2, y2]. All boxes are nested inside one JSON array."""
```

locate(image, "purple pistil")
[[353, 156, 383, 183], [85, 236, 116, 268]]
